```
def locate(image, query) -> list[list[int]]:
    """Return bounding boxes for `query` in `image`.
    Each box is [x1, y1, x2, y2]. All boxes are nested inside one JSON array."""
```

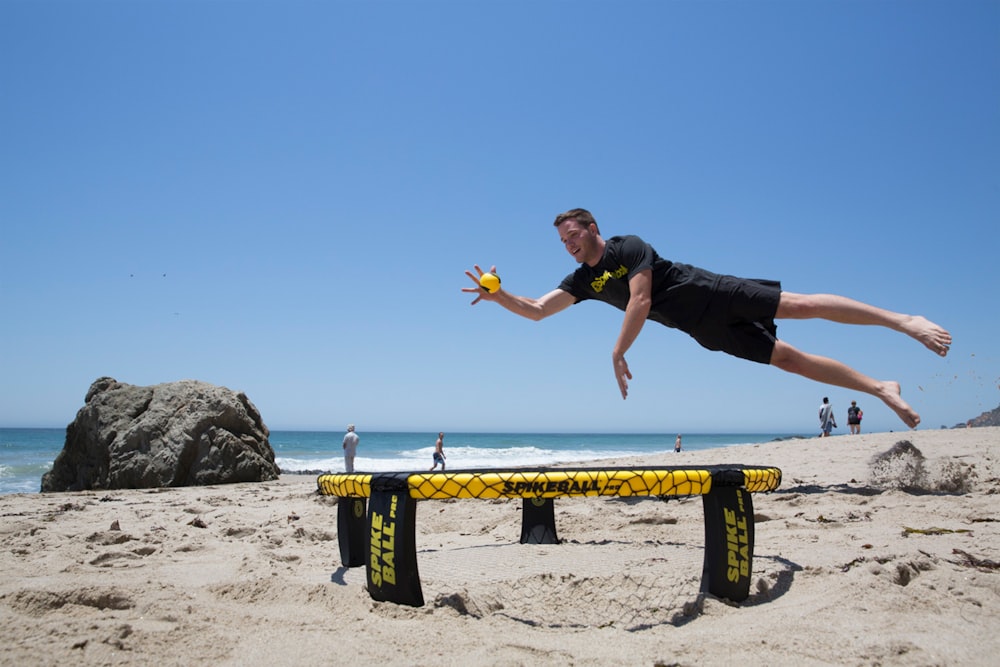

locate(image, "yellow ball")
[[479, 272, 501, 294]]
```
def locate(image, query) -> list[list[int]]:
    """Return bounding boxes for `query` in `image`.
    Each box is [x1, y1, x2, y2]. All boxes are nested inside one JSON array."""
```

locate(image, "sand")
[[1, 427, 998, 666]]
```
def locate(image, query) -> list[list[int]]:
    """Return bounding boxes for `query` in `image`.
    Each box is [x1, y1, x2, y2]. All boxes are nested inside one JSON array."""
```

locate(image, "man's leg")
[[776, 293, 951, 357], [770, 340, 920, 428]]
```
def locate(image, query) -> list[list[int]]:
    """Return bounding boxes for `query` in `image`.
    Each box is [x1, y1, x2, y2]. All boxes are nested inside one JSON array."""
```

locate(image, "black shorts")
[[688, 276, 781, 364]]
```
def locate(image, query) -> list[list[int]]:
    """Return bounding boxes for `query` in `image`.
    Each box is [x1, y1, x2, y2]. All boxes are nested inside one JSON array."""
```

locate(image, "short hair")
[[553, 208, 599, 234]]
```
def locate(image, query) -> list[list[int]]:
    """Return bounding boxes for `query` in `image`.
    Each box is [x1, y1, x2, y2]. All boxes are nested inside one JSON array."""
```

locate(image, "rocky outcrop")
[[954, 403, 1000, 429], [42, 377, 279, 492]]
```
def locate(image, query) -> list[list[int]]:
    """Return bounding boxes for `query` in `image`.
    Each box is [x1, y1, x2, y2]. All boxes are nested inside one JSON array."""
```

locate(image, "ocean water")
[[0, 428, 797, 495]]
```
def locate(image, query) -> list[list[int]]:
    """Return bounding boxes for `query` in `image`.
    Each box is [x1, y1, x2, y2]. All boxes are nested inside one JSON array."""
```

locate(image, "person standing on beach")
[[847, 400, 864, 435], [463, 208, 952, 429], [819, 398, 836, 437], [429, 432, 446, 471], [343, 424, 359, 473], [674, 434, 682, 452]]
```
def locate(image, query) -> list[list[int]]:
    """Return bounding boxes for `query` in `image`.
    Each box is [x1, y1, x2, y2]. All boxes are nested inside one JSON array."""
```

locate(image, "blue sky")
[[2, 0, 997, 435]]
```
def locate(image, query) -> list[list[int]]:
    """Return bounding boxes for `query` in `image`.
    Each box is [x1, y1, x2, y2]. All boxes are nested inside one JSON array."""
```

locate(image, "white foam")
[[276, 445, 646, 474]]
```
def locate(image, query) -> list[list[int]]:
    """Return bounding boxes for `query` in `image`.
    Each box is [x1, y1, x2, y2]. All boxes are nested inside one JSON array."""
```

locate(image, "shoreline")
[[0, 429, 811, 495], [1, 427, 998, 665]]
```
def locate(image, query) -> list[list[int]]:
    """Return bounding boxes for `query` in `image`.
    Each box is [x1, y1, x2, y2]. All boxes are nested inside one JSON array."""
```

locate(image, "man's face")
[[557, 219, 601, 266]]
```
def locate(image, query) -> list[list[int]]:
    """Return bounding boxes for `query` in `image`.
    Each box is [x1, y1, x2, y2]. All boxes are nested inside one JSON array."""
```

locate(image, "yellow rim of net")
[[317, 466, 781, 500]]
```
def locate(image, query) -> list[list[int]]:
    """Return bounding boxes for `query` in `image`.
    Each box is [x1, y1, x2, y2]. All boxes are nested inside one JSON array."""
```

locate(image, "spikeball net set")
[[318, 465, 781, 626]]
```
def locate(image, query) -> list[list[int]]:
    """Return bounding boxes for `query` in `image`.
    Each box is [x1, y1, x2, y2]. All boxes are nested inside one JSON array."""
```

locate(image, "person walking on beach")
[[847, 400, 864, 435], [343, 424, 359, 473], [463, 208, 951, 429], [674, 434, 682, 452], [819, 397, 836, 437], [429, 432, 446, 471]]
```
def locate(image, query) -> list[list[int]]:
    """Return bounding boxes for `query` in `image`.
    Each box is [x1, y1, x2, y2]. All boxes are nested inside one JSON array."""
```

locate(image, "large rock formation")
[[954, 403, 1000, 429], [42, 377, 279, 492]]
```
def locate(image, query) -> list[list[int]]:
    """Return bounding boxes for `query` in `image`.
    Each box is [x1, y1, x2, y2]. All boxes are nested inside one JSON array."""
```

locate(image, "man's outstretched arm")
[[463, 264, 576, 321]]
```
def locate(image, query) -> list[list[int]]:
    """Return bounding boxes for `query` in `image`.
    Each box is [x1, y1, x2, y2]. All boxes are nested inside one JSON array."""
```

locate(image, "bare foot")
[[877, 380, 920, 428], [900, 315, 952, 357]]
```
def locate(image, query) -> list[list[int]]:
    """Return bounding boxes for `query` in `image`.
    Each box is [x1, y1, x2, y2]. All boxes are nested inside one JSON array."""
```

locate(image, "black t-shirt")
[[557, 235, 722, 334]]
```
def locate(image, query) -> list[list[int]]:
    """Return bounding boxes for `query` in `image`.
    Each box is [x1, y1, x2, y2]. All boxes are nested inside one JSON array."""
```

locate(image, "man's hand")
[[613, 353, 632, 399], [463, 264, 499, 305], [609, 269, 651, 400]]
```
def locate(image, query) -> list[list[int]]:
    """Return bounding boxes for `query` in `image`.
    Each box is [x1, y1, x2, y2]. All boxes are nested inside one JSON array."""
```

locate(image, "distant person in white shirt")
[[342, 424, 359, 473], [819, 398, 836, 437]]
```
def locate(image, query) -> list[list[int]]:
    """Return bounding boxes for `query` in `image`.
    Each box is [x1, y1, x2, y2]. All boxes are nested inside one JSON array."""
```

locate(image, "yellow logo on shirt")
[[590, 264, 628, 293]]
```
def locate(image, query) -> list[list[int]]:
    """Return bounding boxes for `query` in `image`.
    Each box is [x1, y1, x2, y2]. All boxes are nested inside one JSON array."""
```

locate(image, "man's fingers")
[[614, 357, 632, 400]]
